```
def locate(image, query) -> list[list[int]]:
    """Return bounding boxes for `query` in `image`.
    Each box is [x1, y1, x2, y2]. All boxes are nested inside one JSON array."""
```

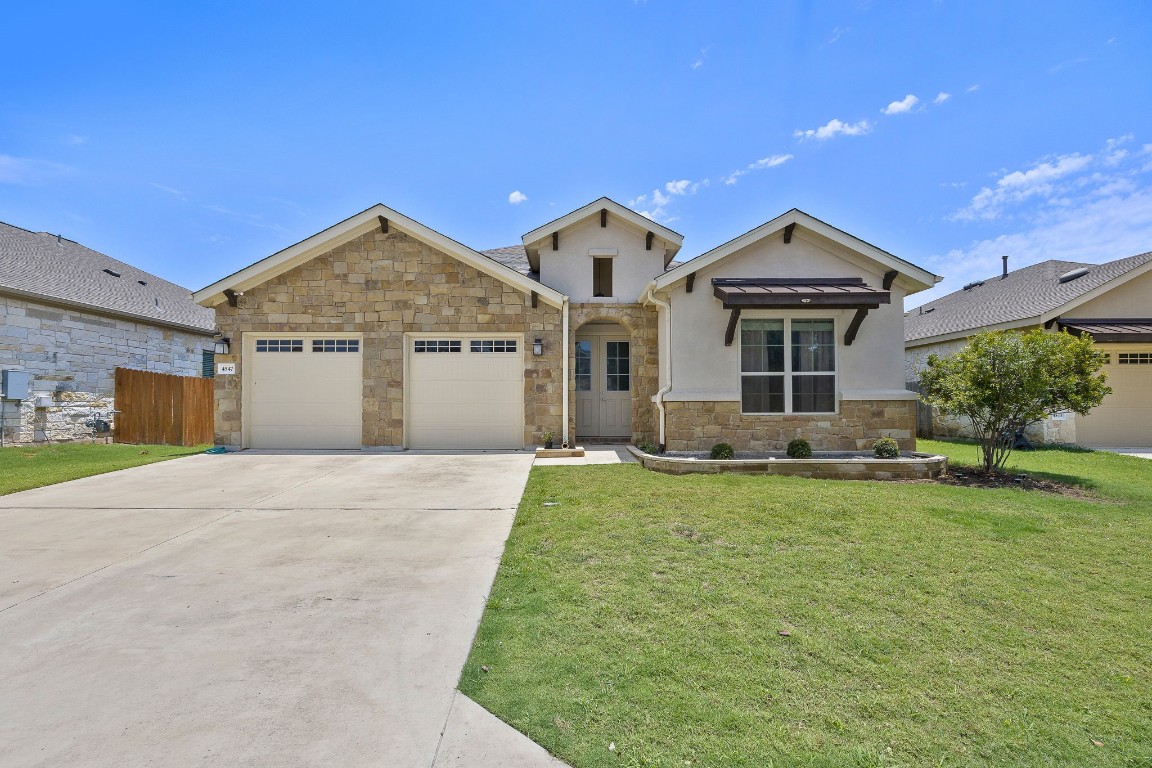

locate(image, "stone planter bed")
[[626, 446, 948, 480]]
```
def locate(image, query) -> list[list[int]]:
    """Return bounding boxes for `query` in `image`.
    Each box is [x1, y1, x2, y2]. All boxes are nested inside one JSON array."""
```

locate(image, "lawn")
[[0, 442, 208, 495], [460, 441, 1152, 768]]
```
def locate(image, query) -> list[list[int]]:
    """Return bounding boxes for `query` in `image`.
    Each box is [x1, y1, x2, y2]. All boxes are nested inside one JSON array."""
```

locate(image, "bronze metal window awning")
[[712, 277, 892, 347], [1058, 318, 1152, 343]]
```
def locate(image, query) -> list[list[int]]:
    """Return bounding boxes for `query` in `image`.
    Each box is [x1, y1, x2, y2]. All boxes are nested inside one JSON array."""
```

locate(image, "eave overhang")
[[1058, 318, 1152, 343]]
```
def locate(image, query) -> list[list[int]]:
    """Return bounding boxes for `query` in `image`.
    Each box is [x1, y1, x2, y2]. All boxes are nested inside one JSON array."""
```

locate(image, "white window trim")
[[737, 315, 839, 415]]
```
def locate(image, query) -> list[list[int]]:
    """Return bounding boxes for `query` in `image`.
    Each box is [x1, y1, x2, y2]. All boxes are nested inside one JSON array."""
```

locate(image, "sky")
[[2, 1, 1150, 307]]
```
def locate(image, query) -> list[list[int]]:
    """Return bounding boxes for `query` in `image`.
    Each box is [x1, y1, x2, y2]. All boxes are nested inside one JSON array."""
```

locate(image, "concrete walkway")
[[533, 443, 638, 466], [1092, 446, 1152, 459], [0, 451, 564, 767]]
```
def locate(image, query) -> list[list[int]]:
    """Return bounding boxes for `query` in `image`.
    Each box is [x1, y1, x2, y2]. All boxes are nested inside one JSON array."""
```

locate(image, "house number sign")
[[216, 363, 237, 375]]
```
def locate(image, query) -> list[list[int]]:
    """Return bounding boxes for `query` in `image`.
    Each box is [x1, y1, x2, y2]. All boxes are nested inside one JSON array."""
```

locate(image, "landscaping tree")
[[918, 329, 1110, 472]]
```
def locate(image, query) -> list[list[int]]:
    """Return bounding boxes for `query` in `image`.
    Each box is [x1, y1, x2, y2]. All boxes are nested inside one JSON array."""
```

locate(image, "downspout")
[[562, 297, 570, 447], [642, 286, 672, 451]]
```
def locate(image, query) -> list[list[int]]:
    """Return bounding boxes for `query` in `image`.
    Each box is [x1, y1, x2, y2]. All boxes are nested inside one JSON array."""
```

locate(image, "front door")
[[575, 334, 631, 438]]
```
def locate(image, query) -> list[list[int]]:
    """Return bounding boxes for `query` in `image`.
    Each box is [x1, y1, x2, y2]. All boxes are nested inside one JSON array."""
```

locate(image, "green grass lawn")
[[0, 443, 208, 495], [460, 441, 1152, 768]]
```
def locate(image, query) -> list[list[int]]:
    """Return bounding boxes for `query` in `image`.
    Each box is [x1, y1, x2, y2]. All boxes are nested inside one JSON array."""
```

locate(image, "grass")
[[460, 441, 1152, 767], [0, 442, 208, 495]]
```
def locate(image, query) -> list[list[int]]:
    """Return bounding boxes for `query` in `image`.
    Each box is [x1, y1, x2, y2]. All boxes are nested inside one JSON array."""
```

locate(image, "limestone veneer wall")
[[568, 302, 659, 445], [0, 294, 211, 445], [211, 228, 563, 448], [663, 399, 916, 452]]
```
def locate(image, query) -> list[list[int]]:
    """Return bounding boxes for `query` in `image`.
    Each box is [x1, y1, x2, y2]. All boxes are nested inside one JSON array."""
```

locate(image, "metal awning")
[[711, 277, 891, 309], [711, 278, 891, 347], [1058, 319, 1152, 343]]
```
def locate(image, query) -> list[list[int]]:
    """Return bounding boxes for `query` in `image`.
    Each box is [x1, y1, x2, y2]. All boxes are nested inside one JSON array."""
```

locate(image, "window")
[[593, 257, 613, 297], [312, 339, 360, 353], [201, 350, 215, 378], [256, 339, 303, 352], [575, 340, 592, 391], [1119, 352, 1152, 364], [605, 341, 630, 391], [740, 318, 835, 413], [470, 339, 517, 353], [413, 340, 461, 353]]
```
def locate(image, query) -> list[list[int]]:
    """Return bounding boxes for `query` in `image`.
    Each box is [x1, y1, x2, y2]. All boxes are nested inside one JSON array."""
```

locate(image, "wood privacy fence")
[[906, 380, 935, 440], [114, 368, 213, 445]]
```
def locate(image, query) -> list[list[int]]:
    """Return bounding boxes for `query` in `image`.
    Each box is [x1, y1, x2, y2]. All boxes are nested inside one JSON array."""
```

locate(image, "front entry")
[[575, 332, 631, 439]]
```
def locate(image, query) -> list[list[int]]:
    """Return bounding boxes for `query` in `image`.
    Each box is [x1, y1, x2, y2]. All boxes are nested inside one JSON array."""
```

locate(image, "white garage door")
[[247, 335, 363, 449], [407, 336, 524, 449], [1077, 346, 1152, 447]]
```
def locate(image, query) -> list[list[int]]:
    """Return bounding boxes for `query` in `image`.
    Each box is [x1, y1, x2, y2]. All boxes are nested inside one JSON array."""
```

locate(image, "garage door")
[[407, 336, 524, 449], [1077, 346, 1152, 447], [247, 335, 363, 449]]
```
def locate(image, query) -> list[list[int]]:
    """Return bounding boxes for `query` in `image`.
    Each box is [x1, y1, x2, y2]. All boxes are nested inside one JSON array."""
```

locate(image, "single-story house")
[[0, 221, 216, 444], [905, 252, 1152, 447], [193, 199, 939, 451]]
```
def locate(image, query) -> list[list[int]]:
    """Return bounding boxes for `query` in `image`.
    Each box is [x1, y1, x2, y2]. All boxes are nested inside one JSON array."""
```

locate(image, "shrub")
[[786, 438, 812, 458], [873, 436, 900, 458], [710, 442, 735, 460], [637, 440, 658, 454]]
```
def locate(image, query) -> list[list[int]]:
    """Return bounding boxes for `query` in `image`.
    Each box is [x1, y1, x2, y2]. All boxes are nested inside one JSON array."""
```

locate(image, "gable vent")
[[1058, 267, 1090, 283]]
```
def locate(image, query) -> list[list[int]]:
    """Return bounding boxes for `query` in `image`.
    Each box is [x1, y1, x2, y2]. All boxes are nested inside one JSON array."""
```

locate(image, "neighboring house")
[[193, 199, 939, 452], [0, 221, 217, 444], [905, 253, 1152, 447]]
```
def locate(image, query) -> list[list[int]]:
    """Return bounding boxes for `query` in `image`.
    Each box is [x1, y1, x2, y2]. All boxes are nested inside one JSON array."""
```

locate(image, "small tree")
[[918, 329, 1110, 472]]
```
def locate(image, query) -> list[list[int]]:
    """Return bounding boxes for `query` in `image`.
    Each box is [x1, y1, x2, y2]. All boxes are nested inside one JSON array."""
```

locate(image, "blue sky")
[[2, 1, 1150, 306]]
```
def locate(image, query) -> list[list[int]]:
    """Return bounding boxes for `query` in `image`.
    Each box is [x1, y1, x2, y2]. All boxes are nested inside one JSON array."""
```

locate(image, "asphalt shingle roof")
[[480, 246, 538, 280], [0, 221, 216, 333], [904, 251, 1152, 344]]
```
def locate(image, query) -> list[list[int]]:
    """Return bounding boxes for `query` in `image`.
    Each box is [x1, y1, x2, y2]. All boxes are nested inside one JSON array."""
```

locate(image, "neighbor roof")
[[0, 221, 215, 334], [480, 245, 535, 279], [904, 251, 1152, 345]]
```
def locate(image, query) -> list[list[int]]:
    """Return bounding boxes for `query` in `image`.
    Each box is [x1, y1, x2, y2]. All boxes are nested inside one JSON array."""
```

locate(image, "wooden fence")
[[906, 380, 935, 440], [114, 368, 214, 445]]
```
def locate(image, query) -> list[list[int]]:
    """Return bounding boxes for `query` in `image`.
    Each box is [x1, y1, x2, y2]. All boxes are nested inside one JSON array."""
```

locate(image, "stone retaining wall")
[[663, 399, 916, 452]]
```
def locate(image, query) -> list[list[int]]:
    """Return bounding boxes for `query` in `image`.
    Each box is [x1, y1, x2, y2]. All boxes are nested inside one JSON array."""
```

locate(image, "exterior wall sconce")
[[214, 338, 231, 355], [532, 338, 544, 356]]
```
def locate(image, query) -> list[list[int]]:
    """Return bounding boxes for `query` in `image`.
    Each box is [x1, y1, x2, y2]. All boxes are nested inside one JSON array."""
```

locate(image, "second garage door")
[[1077, 346, 1152, 447], [407, 335, 524, 449]]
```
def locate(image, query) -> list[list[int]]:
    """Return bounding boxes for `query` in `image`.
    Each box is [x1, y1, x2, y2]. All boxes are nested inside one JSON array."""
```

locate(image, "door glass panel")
[[605, 341, 630, 392], [575, 340, 592, 391]]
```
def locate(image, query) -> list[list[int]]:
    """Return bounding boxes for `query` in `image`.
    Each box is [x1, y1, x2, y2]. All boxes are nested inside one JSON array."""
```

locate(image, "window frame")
[[738, 315, 838, 415], [592, 257, 613, 298]]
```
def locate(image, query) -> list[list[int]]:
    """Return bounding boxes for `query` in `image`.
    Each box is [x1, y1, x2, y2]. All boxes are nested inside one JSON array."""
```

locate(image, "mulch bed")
[[933, 469, 1098, 500]]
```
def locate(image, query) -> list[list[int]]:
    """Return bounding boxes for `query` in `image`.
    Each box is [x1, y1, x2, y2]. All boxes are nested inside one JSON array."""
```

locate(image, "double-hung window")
[[741, 318, 836, 413]]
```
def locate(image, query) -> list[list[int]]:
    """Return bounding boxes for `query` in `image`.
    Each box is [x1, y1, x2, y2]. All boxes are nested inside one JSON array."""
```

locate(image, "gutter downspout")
[[642, 286, 672, 451], [562, 297, 570, 447]]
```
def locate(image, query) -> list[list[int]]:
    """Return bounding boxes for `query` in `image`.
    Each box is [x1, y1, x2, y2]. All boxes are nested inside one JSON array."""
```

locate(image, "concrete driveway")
[[0, 451, 545, 767]]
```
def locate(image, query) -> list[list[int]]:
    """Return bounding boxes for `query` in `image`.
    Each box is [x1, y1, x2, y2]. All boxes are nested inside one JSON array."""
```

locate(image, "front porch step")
[[534, 447, 586, 458]]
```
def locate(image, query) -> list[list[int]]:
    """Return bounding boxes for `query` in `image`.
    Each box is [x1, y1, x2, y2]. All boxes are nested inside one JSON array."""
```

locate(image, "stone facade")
[[212, 228, 564, 448], [568, 303, 659, 446], [662, 399, 916, 452], [0, 294, 212, 445]]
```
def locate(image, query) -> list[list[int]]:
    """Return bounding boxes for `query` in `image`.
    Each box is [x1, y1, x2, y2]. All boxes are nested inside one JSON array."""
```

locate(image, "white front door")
[[575, 334, 631, 438]]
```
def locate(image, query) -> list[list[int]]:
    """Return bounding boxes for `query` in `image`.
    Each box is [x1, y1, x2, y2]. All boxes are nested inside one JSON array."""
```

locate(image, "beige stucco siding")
[[664, 230, 913, 400], [1062, 268, 1152, 318], [538, 217, 667, 302]]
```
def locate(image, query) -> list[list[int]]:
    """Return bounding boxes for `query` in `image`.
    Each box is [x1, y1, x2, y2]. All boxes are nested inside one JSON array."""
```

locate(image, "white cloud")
[[966, 84, 981, 92], [150, 182, 188, 200], [933, 92, 951, 105], [828, 26, 848, 44], [0, 155, 71, 184], [724, 154, 793, 185], [691, 48, 708, 69], [508, 190, 528, 205], [882, 94, 919, 115], [793, 118, 872, 141], [952, 152, 1095, 221], [665, 179, 693, 195]]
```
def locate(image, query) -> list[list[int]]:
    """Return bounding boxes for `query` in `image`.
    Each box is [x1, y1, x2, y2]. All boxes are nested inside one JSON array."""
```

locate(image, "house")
[[0, 221, 216, 444], [905, 252, 1152, 447], [193, 199, 939, 452]]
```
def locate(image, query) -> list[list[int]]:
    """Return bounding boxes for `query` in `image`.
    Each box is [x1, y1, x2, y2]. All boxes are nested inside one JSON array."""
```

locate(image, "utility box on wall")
[[1, 370, 32, 400]]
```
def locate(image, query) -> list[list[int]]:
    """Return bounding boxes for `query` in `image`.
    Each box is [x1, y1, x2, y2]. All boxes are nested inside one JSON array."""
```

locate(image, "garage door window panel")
[[414, 340, 462, 353], [313, 339, 360, 353], [256, 339, 303, 352]]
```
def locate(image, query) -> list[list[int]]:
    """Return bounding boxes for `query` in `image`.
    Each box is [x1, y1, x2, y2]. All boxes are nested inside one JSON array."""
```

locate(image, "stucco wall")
[[0, 294, 212, 445], [663, 228, 913, 401], [538, 217, 669, 302], [1062, 268, 1152, 318], [211, 228, 564, 449]]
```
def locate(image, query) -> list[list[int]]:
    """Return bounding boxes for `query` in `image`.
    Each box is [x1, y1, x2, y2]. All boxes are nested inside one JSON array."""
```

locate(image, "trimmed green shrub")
[[873, 436, 900, 459], [637, 440, 658, 454], [786, 438, 813, 459], [710, 442, 735, 460]]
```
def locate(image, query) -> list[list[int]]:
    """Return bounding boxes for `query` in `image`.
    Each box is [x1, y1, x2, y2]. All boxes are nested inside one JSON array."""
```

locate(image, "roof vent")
[[962, 280, 984, 291], [923, 307, 935, 314], [1058, 267, 1090, 283], [137, 280, 147, 286], [103, 269, 121, 278]]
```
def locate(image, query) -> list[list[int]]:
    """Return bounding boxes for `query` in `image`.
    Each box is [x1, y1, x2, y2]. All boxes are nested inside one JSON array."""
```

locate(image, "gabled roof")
[[520, 197, 684, 271], [194, 204, 566, 309], [904, 251, 1152, 346], [0, 220, 215, 334], [651, 208, 940, 295], [480, 245, 535, 279]]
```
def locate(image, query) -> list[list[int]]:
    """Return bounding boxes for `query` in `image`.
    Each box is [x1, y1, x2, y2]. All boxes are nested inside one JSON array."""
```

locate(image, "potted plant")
[[542, 431, 555, 449]]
